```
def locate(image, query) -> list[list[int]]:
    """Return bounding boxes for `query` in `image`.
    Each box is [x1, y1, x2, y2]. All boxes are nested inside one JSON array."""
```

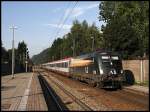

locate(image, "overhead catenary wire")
[[54, 1, 78, 40], [51, 2, 71, 40]]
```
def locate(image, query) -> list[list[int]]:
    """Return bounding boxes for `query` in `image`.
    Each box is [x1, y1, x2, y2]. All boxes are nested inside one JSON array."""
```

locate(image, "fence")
[[122, 60, 149, 83]]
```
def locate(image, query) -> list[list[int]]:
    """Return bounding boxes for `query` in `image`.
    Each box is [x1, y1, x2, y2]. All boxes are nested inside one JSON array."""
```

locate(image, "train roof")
[[42, 49, 120, 65], [75, 50, 120, 59], [42, 57, 72, 65]]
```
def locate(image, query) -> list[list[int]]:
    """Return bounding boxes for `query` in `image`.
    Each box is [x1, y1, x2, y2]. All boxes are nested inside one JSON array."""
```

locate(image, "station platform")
[[124, 85, 149, 95], [1, 72, 48, 111]]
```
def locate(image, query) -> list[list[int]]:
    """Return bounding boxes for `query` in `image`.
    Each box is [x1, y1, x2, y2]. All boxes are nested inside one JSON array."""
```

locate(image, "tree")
[[31, 19, 103, 64], [17, 41, 29, 70], [99, 1, 149, 59], [1, 46, 8, 63]]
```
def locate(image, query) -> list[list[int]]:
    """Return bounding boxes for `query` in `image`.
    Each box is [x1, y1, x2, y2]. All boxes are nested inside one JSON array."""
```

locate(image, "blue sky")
[[2, 1, 104, 57]]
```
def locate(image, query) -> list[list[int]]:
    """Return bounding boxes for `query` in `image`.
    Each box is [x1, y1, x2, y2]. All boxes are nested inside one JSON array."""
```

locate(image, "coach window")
[[64, 62, 66, 68], [85, 66, 88, 73], [66, 62, 68, 68], [63, 63, 65, 68], [61, 63, 63, 68]]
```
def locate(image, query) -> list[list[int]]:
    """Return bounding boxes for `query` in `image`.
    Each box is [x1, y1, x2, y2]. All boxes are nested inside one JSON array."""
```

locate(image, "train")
[[41, 50, 125, 89]]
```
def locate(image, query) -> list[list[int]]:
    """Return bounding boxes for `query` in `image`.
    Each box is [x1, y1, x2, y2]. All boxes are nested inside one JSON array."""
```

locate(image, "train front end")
[[96, 52, 124, 89]]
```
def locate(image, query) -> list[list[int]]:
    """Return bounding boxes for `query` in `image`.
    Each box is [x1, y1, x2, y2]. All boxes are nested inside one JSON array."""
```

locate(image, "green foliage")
[[31, 2, 149, 64], [17, 41, 29, 66], [32, 48, 51, 65], [1, 47, 9, 64], [135, 80, 149, 87], [1, 41, 31, 74], [99, 1, 149, 59], [32, 20, 103, 64]]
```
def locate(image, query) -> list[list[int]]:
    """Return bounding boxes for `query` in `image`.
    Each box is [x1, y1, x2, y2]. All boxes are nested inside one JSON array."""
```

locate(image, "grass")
[[134, 80, 149, 87]]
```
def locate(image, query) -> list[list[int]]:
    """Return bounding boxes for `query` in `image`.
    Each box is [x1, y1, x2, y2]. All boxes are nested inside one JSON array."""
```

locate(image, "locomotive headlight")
[[100, 68, 103, 74], [121, 69, 123, 74]]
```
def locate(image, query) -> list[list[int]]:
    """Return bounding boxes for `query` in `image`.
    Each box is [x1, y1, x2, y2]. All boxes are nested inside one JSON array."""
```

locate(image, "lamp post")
[[10, 26, 17, 79], [91, 36, 94, 52]]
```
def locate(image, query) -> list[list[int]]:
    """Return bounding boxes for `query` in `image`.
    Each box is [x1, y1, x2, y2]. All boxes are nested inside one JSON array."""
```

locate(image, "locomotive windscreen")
[[99, 55, 123, 75]]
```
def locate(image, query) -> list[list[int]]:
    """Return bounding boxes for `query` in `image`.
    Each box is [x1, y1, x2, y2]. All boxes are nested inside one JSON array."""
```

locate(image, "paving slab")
[[1, 72, 48, 111], [124, 85, 149, 95], [26, 73, 48, 111], [1, 73, 33, 111]]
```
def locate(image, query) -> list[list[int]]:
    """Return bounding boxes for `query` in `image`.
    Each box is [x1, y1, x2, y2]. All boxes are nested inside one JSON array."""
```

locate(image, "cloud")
[[44, 23, 72, 30], [71, 7, 84, 18], [86, 4, 99, 10], [64, 3, 99, 18], [43, 3, 99, 30]]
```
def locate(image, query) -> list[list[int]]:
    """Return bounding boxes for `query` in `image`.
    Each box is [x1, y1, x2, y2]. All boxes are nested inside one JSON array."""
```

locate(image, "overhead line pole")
[[25, 48, 28, 72], [91, 36, 94, 52], [10, 26, 18, 79], [73, 38, 75, 57]]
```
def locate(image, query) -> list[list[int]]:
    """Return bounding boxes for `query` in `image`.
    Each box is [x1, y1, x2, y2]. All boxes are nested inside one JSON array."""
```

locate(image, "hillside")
[[31, 48, 50, 65]]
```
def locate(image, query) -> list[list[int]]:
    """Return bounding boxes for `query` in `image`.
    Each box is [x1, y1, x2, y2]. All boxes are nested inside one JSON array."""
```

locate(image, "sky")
[[2, 1, 105, 57]]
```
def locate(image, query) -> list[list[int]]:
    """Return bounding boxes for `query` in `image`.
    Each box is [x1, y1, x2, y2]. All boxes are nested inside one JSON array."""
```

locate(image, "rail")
[[45, 73, 93, 111], [38, 73, 64, 111]]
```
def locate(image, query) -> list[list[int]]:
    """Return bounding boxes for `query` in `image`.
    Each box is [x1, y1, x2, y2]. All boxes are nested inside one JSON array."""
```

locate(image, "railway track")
[[38, 73, 64, 111], [46, 75, 93, 111], [39, 72, 93, 111], [46, 71, 148, 111]]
